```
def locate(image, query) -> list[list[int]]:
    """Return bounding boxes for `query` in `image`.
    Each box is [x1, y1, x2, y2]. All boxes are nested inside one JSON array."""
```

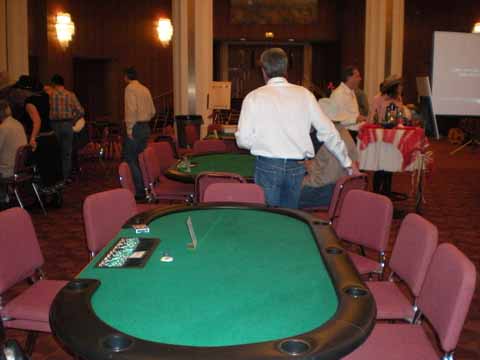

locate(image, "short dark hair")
[[0, 100, 12, 120], [341, 66, 358, 83], [260, 48, 288, 78], [124, 67, 138, 80], [15, 75, 34, 89], [51, 74, 64, 86]]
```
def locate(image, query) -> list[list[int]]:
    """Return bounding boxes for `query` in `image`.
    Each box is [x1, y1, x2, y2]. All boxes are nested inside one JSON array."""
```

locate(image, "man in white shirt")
[[330, 66, 367, 141], [235, 48, 358, 208], [123, 67, 156, 200]]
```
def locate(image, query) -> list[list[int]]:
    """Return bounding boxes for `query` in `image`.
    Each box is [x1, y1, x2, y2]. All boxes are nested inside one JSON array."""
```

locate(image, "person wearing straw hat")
[[368, 75, 412, 195]]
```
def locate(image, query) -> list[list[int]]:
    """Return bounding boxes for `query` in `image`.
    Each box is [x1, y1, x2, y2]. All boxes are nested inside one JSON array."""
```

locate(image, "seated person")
[[368, 75, 412, 124], [367, 75, 411, 195], [299, 127, 358, 208], [0, 100, 27, 202]]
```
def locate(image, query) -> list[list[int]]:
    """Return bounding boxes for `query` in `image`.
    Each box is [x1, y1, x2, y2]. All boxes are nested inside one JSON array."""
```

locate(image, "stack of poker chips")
[[98, 237, 140, 267]]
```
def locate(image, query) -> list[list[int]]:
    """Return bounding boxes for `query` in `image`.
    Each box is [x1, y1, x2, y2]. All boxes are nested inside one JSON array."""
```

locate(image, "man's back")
[[236, 77, 319, 159], [0, 117, 27, 177], [124, 80, 155, 123]]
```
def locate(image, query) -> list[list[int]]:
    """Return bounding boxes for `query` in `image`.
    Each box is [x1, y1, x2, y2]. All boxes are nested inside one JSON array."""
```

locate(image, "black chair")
[[0, 145, 46, 214], [0, 320, 29, 360]]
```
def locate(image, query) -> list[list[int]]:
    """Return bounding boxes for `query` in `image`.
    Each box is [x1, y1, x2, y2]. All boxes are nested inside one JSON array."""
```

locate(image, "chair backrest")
[[389, 213, 438, 296], [83, 189, 137, 256], [195, 171, 247, 203], [203, 183, 266, 204], [328, 173, 368, 223], [192, 140, 227, 154], [139, 146, 163, 189], [118, 162, 136, 195], [0, 207, 44, 293], [13, 145, 34, 175], [150, 142, 177, 171], [154, 136, 179, 158], [417, 243, 476, 353], [335, 189, 393, 252]]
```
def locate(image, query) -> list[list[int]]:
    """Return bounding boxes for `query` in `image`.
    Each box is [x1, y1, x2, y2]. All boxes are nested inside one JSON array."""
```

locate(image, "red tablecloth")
[[358, 124, 426, 170]]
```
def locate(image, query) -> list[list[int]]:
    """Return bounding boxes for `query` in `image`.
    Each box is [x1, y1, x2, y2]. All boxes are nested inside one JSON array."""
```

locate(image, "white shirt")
[[330, 82, 360, 131], [124, 80, 156, 136], [235, 77, 352, 168]]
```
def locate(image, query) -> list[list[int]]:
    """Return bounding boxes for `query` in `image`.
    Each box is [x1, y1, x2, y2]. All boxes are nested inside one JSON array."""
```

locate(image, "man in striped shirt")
[[49, 74, 84, 182]]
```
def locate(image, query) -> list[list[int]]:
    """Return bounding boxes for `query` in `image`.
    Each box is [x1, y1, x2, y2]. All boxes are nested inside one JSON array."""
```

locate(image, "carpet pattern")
[[4, 139, 480, 360]]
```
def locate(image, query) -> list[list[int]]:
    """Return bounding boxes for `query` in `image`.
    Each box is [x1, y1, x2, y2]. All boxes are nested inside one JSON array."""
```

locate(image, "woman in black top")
[[24, 79, 62, 187]]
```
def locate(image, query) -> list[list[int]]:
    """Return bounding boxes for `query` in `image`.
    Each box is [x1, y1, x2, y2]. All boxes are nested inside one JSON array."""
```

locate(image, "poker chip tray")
[[95, 237, 160, 268]]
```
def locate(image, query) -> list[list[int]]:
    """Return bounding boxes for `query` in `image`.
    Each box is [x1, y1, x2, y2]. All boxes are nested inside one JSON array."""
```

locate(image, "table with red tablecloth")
[[357, 124, 427, 172], [357, 124, 430, 213]]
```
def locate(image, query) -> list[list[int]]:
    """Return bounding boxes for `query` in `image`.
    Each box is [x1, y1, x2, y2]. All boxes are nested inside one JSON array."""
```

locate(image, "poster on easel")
[[416, 76, 440, 140], [208, 82, 231, 110]]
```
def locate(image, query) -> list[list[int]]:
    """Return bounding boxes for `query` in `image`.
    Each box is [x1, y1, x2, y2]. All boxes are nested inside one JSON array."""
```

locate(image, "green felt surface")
[[79, 208, 338, 347], [178, 153, 255, 177]]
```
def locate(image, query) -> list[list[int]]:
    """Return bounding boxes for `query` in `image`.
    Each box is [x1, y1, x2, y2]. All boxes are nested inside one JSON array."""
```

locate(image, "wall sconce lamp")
[[55, 12, 75, 48], [265, 32, 274, 39], [473, 22, 480, 34], [157, 18, 173, 47]]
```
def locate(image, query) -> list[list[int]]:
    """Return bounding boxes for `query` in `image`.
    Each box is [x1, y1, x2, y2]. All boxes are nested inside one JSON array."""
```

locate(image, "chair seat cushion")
[[348, 251, 382, 275], [344, 323, 440, 360], [153, 178, 194, 197], [367, 281, 415, 320], [1, 280, 67, 323]]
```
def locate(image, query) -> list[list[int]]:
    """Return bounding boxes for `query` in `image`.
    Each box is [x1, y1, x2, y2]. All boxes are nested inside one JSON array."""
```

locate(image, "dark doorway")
[[73, 58, 112, 121]]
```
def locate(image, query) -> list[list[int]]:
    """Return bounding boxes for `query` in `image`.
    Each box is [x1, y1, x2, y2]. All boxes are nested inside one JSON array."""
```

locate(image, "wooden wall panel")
[[214, 0, 338, 42], [29, 0, 172, 123], [403, 0, 480, 103], [339, 0, 365, 76]]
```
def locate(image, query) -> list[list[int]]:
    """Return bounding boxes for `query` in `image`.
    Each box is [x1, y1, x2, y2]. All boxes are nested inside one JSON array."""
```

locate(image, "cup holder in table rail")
[[66, 279, 90, 291], [278, 339, 311, 356], [325, 247, 344, 255], [101, 334, 134, 352], [343, 286, 369, 298]]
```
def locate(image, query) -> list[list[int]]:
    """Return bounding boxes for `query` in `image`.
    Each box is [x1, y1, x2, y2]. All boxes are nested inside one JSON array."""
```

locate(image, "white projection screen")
[[431, 31, 480, 116]]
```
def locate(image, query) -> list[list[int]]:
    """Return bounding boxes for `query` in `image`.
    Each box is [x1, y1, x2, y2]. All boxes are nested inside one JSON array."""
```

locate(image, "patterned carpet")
[[4, 139, 480, 359]]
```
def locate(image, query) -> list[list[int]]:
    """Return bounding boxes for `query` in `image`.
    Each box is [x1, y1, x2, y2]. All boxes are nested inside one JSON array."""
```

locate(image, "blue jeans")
[[298, 183, 336, 208], [254, 156, 306, 209], [51, 120, 74, 180], [122, 123, 150, 197]]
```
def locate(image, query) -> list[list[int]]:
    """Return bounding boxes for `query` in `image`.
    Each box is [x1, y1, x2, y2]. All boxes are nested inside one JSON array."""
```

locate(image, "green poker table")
[[164, 152, 255, 182], [50, 204, 375, 360]]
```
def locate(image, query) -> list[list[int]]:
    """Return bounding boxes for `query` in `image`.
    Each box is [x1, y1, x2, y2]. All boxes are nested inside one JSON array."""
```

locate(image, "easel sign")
[[207, 82, 231, 110], [416, 76, 440, 140]]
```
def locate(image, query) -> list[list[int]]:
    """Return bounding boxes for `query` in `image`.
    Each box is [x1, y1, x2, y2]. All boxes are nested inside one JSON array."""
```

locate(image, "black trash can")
[[175, 115, 203, 148]]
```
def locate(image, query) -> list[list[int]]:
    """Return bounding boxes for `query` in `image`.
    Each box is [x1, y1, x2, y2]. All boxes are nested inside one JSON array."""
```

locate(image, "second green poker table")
[[165, 152, 255, 182], [50, 204, 375, 360]]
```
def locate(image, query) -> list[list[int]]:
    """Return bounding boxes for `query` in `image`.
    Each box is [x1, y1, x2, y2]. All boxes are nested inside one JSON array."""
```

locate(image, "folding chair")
[[0, 207, 67, 354], [138, 145, 193, 202], [345, 243, 476, 360], [195, 171, 247, 203], [83, 189, 137, 258], [307, 173, 368, 226], [0, 145, 46, 215], [335, 189, 393, 279], [203, 183, 266, 204], [367, 213, 438, 320], [118, 162, 159, 212]]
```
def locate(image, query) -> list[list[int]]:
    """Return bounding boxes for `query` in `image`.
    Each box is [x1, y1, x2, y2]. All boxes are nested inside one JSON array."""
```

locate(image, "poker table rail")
[[50, 204, 376, 360]]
